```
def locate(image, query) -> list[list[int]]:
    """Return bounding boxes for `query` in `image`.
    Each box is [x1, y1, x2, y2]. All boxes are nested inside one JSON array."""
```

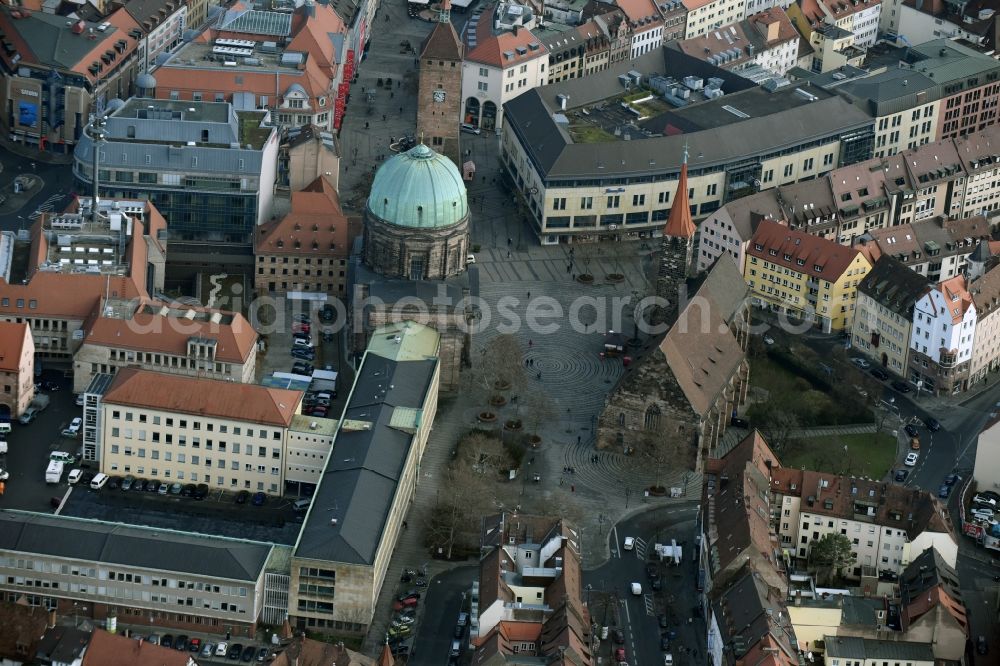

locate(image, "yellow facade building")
[[745, 220, 872, 332]]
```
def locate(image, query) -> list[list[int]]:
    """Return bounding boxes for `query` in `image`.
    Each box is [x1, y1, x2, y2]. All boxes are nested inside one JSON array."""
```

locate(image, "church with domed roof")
[[363, 142, 470, 280]]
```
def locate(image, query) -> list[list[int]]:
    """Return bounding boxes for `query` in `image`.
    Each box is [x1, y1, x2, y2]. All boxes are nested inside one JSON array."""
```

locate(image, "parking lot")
[[256, 299, 348, 430]]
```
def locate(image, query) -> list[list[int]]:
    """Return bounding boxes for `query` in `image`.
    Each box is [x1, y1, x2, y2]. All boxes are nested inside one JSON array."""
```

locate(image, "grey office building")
[[73, 98, 279, 263]]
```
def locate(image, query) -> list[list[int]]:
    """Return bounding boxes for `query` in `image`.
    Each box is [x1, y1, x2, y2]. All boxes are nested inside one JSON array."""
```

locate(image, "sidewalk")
[[0, 133, 74, 165]]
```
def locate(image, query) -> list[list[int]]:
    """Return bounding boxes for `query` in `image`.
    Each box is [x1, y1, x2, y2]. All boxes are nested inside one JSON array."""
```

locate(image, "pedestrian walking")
[[577, 435, 581, 444], [399, 106, 403, 114], [507, 250, 511, 258], [390, 91, 394, 98], [572, 274, 575, 280], [528, 339, 533, 347], [537, 371, 542, 380], [382, 114, 387, 121], [365, 121, 369, 129], [507, 237, 512, 246], [527, 291, 531, 299]]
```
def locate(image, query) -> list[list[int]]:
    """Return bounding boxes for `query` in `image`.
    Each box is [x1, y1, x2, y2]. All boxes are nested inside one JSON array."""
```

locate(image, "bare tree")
[[479, 334, 527, 403], [631, 420, 697, 492], [524, 388, 555, 441], [461, 431, 513, 478]]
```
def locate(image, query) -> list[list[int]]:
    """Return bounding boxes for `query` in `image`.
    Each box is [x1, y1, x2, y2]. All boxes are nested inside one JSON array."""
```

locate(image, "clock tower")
[[417, 0, 464, 166]]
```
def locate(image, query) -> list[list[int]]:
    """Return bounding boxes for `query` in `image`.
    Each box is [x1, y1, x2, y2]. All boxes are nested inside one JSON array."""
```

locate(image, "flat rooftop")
[[504, 49, 873, 178], [159, 38, 311, 75], [115, 97, 234, 124], [37, 199, 149, 276]]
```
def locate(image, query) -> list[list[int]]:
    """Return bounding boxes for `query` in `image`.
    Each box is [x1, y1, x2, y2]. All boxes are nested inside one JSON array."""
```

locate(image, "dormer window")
[[277, 240, 284, 248], [769, 249, 778, 256], [814, 265, 823, 272]]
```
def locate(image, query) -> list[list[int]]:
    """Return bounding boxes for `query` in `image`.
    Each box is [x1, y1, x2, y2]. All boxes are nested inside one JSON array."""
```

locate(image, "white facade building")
[[910, 277, 977, 370], [683, 0, 747, 38], [462, 18, 548, 131]]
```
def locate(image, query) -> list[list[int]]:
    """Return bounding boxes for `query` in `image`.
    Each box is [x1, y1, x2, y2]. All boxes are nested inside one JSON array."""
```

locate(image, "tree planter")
[[647, 485, 667, 496], [528, 434, 542, 448], [493, 380, 511, 391], [478, 412, 497, 423], [576, 274, 594, 284], [489, 395, 507, 407], [504, 419, 523, 431], [606, 273, 625, 284]]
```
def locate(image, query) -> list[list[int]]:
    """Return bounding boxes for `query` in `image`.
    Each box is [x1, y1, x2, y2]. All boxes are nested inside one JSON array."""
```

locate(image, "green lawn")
[[568, 124, 617, 144], [750, 357, 803, 395], [781, 432, 896, 480]]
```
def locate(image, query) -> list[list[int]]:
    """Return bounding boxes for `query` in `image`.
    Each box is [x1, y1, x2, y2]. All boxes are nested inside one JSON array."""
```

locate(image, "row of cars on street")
[[969, 490, 1000, 524], [143, 633, 269, 661]]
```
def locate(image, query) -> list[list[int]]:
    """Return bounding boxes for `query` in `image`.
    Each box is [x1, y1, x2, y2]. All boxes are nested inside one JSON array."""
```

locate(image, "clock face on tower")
[[433, 90, 446, 103]]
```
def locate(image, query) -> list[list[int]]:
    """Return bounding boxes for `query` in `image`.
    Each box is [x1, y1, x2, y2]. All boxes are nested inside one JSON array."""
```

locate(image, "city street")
[[586, 504, 702, 666], [0, 143, 75, 234], [407, 565, 476, 666]]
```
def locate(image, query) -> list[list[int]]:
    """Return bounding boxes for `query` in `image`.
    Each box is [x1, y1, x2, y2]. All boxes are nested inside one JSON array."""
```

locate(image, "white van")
[[67, 468, 83, 485], [90, 473, 109, 490], [450, 640, 461, 657], [45, 460, 64, 484]]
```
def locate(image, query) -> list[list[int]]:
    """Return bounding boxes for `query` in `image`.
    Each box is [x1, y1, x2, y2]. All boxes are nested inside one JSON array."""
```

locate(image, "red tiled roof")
[[929, 275, 974, 324], [617, 0, 663, 30], [255, 177, 349, 257], [103, 368, 301, 426], [82, 630, 193, 666], [748, 219, 864, 281], [664, 157, 695, 238], [466, 10, 547, 67], [0, 322, 31, 373]]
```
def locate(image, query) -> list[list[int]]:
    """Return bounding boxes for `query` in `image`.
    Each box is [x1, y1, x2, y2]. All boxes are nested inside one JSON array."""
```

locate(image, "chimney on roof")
[[47, 609, 57, 629], [513, 24, 519, 36]]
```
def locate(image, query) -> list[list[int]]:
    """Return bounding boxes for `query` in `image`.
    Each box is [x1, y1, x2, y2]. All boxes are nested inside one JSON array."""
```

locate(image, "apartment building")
[[969, 262, 1000, 384], [769, 467, 956, 575], [0, 511, 273, 638], [99, 369, 307, 493], [860, 216, 991, 283], [708, 567, 800, 666], [289, 321, 441, 635], [851, 256, 929, 376], [908, 275, 976, 395], [0, 322, 35, 418], [682, 0, 746, 38], [254, 177, 350, 298], [824, 637, 935, 666], [501, 49, 874, 244], [471, 513, 590, 662], [122, 0, 186, 66], [73, 98, 279, 259], [618, 0, 664, 58], [150, 4, 349, 133], [674, 7, 799, 77], [745, 220, 872, 332], [696, 180, 837, 272], [73, 299, 258, 394], [0, 6, 143, 154], [0, 197, 165, 362], [462, 18, 548, 131]]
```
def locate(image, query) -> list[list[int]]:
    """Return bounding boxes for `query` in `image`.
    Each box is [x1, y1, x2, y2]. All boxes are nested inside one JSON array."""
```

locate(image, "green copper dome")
[[366, 143, 469, 229]]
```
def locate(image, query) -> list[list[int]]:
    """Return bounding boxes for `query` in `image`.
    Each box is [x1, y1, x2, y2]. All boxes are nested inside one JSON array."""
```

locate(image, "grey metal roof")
[[0, 6, 128, 74], [84, 372, 116, 396], [0, 510, 271, 581], [504, 77, 873, 180], [219, 9, 292, 36], [294, 356, 437, 565], [74, 99, 273, 175], [858, 256, 930, 317], [824, 636, 935, 662]]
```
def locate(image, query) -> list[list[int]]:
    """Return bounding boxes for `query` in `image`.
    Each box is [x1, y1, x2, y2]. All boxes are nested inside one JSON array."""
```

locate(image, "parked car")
[[174, 635, 188, 651], [62, 417, 82, 436], [645, 562, 659, 579], [180, 483, 196, 497], [121, 474, 136, 491], [201, 642, 215, 658], [944, 474, 960, 486], [108, 475, 122, 490], [850, 357, 871, 369], [763, 335, 775, 345], [894, 469, 909, 482], [730, 416, 749, 428], [615, 648, 626, 662], [215, 641, 229, 657], [904, 424, 919, 438], [40, 380, 60, 391], [193, 483, 209, 499], [322, 331, 335, 342], [168, 482, 182, 495], [251, 492, 266, 506], [291, 348, 315, 361], [256, 647, 269, 662], [630, 582, 642, 595], [293, 314, 311, 323], [904, 452, 919, 466], [160, 635, 174, 649], [973, 494, 998, 507], [235, 490, 250, 504], [661, 636, 671, 651], [612, 629, 625, 644], [938, 485, 951, 498], [188, 638, 201, 652], [75, 394, 85, 406], [659, 614, 669, 629], [227, 643, 243, 659], [241, 645, 256, 662], [870, 367, 889, 381], [67, 468, 83, 485], [891, 380, 912, 393], [924, 417, 941, 431], [158, 482, 170, 494], [623, 536, 635, 550], [146, 479, 161, 492]]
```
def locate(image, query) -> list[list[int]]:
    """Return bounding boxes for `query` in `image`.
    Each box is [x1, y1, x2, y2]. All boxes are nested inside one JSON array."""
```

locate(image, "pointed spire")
[[439, 0, 451, 23], [379, 640, 395, 666], [664, 142, 696, 239]]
